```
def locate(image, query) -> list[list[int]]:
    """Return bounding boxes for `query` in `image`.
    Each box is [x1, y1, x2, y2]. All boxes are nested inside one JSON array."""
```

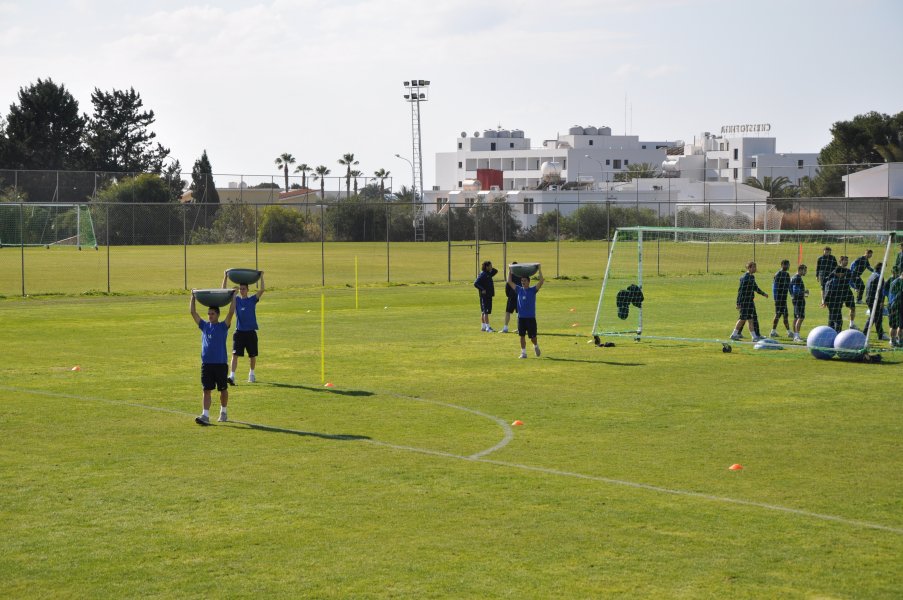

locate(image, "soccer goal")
[[0, 203, 98, 249], [591, 226, 896, 354]]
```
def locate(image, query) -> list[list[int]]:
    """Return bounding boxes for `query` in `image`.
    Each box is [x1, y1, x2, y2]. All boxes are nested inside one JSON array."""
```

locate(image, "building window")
[[720, 143, 725, 151], [465, 197, 475, 208], [733, 149, 738, 160], [458, 142, 462, 149], [733, 168, 738, 179], [751, 161, 757, 168], [523, 197, 534, 215], [510, 142, 514, 148], [457, 181, 462, 188], [562, 159, 567, 169], [624, 159, 629, 166], [490, 142, 496, 151], [436, 197, 447, 210], [642, 145, 646, 149], [613, 159, 622, 169], [458, 161, 462, 168], [605, 159, 610, 165], [589, 140, 594, 146], [798, 159, 804, 168]]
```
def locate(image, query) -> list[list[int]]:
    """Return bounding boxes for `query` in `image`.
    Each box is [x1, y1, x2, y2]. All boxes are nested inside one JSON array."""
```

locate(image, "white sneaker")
[[769, 330, 778, 338], [486, 327, 496, 333], [880, 334, 891, 341], [752, 335, 764, 342], [248, 372, 256, 383], [501, 327, 509, 333], [534, 345, 541, 357], [849, 323, 859, 330], [518, 352, 527, 359], [729, 333, 741, 341], [217, 412, 228, 422]]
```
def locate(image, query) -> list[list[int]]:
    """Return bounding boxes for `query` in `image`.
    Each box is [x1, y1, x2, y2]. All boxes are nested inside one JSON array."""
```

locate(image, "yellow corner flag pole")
[[355, 255, 359, 310], [320, 292, 325, 383]]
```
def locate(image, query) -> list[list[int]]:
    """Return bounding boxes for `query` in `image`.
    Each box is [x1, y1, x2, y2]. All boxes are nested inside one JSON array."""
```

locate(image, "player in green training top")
[[730, 261, 769, 342]]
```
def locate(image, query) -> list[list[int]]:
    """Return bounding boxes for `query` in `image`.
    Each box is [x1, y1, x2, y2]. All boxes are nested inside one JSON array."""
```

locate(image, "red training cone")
[[728, 463, 743, 471], [71, 366, 81, 371], [324, 382, 335, 388], [512, 420, 524, 426]]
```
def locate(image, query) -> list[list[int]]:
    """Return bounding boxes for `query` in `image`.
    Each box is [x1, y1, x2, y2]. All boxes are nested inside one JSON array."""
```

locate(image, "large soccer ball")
[[807, 326, 837, 360], [833, 328, 867, 361]]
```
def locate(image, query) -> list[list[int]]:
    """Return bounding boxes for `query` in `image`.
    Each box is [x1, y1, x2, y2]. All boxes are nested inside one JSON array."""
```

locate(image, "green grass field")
[[1, 242, 901, 598]]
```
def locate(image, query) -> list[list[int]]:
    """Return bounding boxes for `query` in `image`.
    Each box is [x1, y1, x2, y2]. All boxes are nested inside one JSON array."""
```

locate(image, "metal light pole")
[[402, 79, 429, 241]]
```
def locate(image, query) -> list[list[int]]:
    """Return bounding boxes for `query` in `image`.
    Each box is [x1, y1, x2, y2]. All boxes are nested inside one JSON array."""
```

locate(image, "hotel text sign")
[[720, 123, 771, 134]]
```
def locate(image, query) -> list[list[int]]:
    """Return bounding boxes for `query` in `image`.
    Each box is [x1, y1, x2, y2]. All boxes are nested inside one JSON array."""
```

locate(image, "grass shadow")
[[542, 356, 645, 366], [228, 420, 371, 441], [265, 381, 376, 397]]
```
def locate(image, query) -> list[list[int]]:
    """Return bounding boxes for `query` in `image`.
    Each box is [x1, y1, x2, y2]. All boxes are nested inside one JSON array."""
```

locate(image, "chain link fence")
[[2, 197, 902, 297]]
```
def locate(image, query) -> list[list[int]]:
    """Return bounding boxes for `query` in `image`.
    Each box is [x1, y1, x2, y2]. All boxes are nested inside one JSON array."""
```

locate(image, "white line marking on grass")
[[5, 385, 901, 536]]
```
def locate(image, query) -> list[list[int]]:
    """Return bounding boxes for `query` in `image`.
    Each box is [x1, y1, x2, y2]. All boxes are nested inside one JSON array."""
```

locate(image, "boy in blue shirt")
[[863, 262, 889, 341], [507, 264, 545, 358], [190, 291, 236, 425], [223, 271, 266, 383], [789, 264, 808, 342]]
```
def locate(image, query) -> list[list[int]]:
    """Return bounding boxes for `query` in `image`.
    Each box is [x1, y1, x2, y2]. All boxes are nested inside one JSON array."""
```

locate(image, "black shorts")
[[201, 363, 229, 392], [889, 303, 902, 328], [517, 317, 538, 339], [774, 299, 788, 317], [232, 330, 259, 357], [505, 294, 517, 314], [479, 295, 493, 315], [738, 305, 758, 321], [792, 300, 805, 320]]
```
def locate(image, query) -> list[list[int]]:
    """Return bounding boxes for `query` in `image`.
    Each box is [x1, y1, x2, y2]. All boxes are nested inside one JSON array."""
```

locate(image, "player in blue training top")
[[223, 271, 265, 384], [474, 260, 499, 332], [849, 249, 874, 304], [190, 290, 236, 425], [730, 261, 769, 341], [508, 264, 545, 358], [770, 259, 792, 338], [789, 264, 808, 342]]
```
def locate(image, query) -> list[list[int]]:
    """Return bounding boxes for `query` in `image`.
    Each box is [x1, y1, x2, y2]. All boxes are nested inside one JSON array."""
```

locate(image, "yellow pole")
[[320, 292, 325, 383], [355, 256, 359, 310]]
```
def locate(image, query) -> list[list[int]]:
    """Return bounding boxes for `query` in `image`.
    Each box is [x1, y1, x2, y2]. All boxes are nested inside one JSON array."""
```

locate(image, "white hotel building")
[[422, 124, 817, 228]]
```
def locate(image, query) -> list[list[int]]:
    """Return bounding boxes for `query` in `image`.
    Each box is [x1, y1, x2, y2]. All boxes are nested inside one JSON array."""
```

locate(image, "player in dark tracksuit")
[[863, 262, 888, 340], [822, 267, 850, 332], [771, 259, 792, 338], [849, 250, 874, 303], [730, 261, 768, 341], [816, 247, 837, 300], [474, 260, 499, 332]]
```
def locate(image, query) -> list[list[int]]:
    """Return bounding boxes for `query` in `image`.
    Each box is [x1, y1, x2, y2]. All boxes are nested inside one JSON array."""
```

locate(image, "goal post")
[[0, 203, 97, 249], [591, 226, 896, 355]]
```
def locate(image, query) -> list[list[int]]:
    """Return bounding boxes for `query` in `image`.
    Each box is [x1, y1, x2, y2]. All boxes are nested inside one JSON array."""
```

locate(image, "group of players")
[[731, 242, 903, 347]]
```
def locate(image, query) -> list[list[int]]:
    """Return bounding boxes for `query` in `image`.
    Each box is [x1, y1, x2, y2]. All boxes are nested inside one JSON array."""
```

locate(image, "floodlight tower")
[[402, 79, 429, 241]]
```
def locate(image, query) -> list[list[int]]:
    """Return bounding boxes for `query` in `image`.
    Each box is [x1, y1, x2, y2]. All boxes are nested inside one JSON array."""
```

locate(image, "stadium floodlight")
[[402, 79, 430, 242]]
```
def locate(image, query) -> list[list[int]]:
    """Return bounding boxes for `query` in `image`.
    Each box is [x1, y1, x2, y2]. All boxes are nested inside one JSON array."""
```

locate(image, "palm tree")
[[373, 168, 390, 198], [350, 169, 363, 194], [337, 152, 359, 199], [294, 163, 312, 188], [874, 142, 903, 162], [744, 175, 795, 198], [613, 162, 659, 182], [274, 153, 296, 191], [313, 165, 331, 200]]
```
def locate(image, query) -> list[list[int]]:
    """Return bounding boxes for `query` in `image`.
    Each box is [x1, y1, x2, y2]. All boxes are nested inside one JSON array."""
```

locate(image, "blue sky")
[[1, 0, 900, 189]]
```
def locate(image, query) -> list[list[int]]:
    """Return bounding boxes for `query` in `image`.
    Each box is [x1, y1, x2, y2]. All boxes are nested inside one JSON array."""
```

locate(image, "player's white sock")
[[249, 369, 255, 377], [229, 371, 235, 379], [202, 409, 209, 418]]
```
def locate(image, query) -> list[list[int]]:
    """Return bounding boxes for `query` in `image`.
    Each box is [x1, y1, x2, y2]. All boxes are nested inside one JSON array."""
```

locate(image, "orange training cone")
[[571, 323, 579, 327], [728, 463, 743, 471], [324, 382, 335, 388], [569, 307, 576, 313], [71, 366, 81, 371], [512, 420, 524, 426]]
